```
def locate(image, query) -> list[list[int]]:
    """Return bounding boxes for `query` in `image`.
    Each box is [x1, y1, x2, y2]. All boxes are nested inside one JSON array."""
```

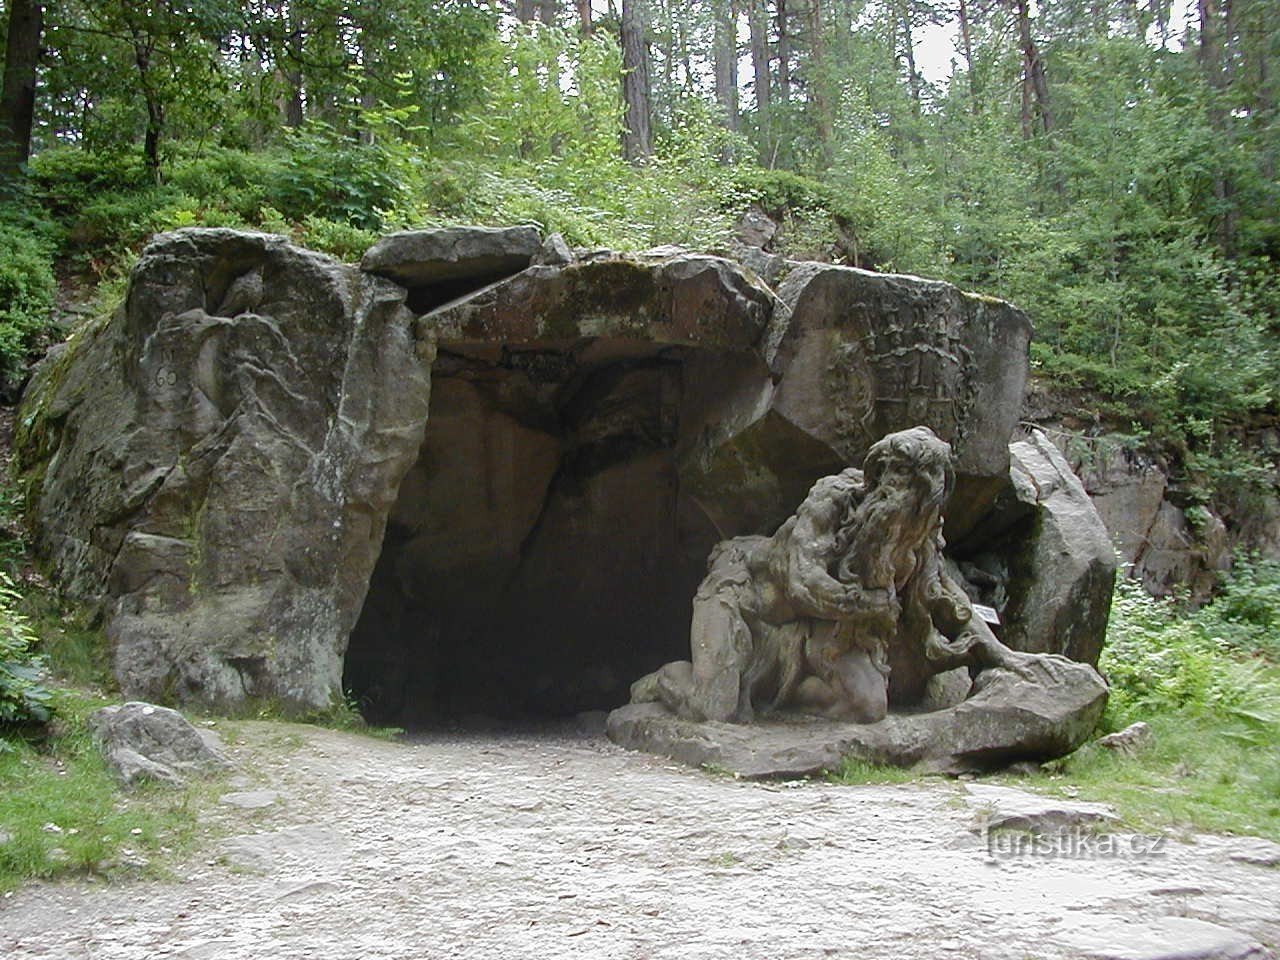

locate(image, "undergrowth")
[[830, 571, 1280, 841]]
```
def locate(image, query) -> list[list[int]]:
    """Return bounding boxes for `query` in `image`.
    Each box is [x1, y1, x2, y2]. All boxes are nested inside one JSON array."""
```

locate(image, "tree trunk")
[[131, 34, 165, 182], [1013, 0, 1052, 137], [621, 0, 653, 161], [576, 0, 593, 32], [517, 0, 537, 23], [776, 0, 791, 104], [808, 0, 833, 163], [748, 0, 773, 163], [714, 0, 741, 139], [957, 0, 977, 110], [897, 0, 921, 115], [0, 0, 43, 179], [538, 0, 561, 25], [1198, 0, 1236, 252]]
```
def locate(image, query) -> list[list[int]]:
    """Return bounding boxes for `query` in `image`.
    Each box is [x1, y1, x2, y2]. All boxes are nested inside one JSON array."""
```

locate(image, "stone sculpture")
[[631, 426, 1054, 724], [630, 426, 1020, 723], [612, 426, 1109, 773]]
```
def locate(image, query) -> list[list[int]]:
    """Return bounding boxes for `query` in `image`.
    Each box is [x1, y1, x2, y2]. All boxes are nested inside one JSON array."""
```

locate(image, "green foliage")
[[0, 220, 56, 386], [1102, 578, 1279, 735], [1016, 713, 1280, 840], [27, 147, 150, 215], [267, 124, 405, 230], [0, 575, 53, 733], [828, 756, 920, 785], [1194, 555, 1280, 660]]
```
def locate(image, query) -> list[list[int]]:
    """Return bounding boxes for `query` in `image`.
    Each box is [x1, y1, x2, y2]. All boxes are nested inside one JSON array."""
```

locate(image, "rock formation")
[[17, 227, 1116, 738]]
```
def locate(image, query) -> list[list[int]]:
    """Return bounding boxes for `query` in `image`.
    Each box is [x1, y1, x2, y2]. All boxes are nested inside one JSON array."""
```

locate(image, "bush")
[[266, 124, 405, 230], [166, 146, 281, 221], [27, 146, 149, 216], [1195, 554, 1280, 659], [0, 575, 53, 739], [1102, 578, 1280, 737], [0, 221, 57, 389]]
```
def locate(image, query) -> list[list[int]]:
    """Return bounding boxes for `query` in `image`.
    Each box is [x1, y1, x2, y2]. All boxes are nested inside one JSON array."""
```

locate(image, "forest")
[[0, 0, 1275, 473]]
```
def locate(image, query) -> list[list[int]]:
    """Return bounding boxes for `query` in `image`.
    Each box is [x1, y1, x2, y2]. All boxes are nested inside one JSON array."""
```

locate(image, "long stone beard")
[[835, 482, 939, 591]]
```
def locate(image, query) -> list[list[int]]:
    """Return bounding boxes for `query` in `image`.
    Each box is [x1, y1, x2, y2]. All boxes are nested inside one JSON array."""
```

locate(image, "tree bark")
[[576, 0, 593, 32], [776, 0, 791, 104], [897, 0, 921, 116], [714, 0, 741, 138], [957, 0, 977, 109], [748, 0, 773, 163], [538, 0, 561, 25], [129, 32, 165, 182], [0, 0, 43, 179], [284, 72, 305, 128], [621, 0, 653, 161], [1013, 0, 1052, 137], [808, 0, 833, 163], [1198, 0, 1236, 252]]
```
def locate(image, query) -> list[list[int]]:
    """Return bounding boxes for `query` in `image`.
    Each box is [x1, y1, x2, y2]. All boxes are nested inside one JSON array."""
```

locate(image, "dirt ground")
[[2, 721, 1277, 960]]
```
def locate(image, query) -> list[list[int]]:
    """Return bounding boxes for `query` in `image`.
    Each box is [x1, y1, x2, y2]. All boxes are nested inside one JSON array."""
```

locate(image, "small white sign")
[[973, 603, 1001, 626]]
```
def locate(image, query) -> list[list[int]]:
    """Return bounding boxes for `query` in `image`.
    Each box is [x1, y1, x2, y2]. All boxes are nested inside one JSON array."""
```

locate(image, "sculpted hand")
[[845, 587, 899, 629]]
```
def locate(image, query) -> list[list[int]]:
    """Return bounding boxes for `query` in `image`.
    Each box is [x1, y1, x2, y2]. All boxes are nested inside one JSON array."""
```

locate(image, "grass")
[[0, 689, 221, 893], [825, 716, 1280, 842], [1009, 714, 1280, 841], [829, 756, 924, 786]]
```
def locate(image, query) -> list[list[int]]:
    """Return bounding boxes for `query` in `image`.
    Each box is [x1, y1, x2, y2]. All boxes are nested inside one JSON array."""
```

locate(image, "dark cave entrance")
[[341, 340, 780, 727]]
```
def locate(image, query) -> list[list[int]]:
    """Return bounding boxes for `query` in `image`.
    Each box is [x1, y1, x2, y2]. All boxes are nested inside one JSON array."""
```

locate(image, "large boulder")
[[1000, 431, 1119, 664], [769, 263, 1032, 539], [362, 225, 543, 313], [88, 701, 229, 786], [17, 227, 1111, 720], [18, 229, 433, 708]]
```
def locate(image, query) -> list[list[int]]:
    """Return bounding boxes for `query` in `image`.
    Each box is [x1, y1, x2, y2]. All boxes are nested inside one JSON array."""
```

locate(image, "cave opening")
[[341, 339, 776, 728]]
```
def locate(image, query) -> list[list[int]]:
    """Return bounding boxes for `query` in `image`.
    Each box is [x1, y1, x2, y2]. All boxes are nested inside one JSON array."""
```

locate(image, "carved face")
[[861, 426, 955, 511]]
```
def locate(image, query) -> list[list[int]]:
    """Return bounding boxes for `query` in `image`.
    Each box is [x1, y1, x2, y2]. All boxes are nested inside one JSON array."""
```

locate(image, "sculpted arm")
[[924, 555, 1019, 670]]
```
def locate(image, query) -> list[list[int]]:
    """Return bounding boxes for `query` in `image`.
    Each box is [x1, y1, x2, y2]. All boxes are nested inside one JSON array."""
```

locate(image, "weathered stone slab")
[[361, 225, 542, 288], [771, 263, 1032, 538], [964, 783, 1119, 833], [1050, 915, 1269, 960], [423, 251, 782, 357], [1001, 430, 1119, 664], [19, 229, 433, 708], [608, 653, 1108, 776]]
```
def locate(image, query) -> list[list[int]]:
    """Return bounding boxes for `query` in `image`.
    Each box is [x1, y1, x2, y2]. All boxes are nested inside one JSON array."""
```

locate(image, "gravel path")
[[2, 722, 1277, 959]]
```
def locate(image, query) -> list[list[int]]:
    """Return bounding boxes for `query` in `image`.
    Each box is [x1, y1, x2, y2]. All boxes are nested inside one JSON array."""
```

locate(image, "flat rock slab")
[[218, 824, 346, 874], [1052, 915, 1270, 960], [361, 225, 542, 287], [1227, 839, 1280, 868], [218, 790, 279, 810], [608, 655, 1108, 777], [965, 783, 1120, 833]]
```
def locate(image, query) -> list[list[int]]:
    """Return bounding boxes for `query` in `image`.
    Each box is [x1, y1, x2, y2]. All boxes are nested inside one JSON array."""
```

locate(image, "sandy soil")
[[1, 721, 1277, 959]]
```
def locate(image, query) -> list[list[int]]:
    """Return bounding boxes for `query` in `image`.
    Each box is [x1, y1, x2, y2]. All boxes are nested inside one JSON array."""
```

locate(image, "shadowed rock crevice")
[[343, 342, 772, 726]]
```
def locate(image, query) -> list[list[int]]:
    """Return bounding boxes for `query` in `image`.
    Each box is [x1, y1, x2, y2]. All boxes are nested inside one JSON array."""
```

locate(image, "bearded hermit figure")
[[631, 426, 1024, 724]]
